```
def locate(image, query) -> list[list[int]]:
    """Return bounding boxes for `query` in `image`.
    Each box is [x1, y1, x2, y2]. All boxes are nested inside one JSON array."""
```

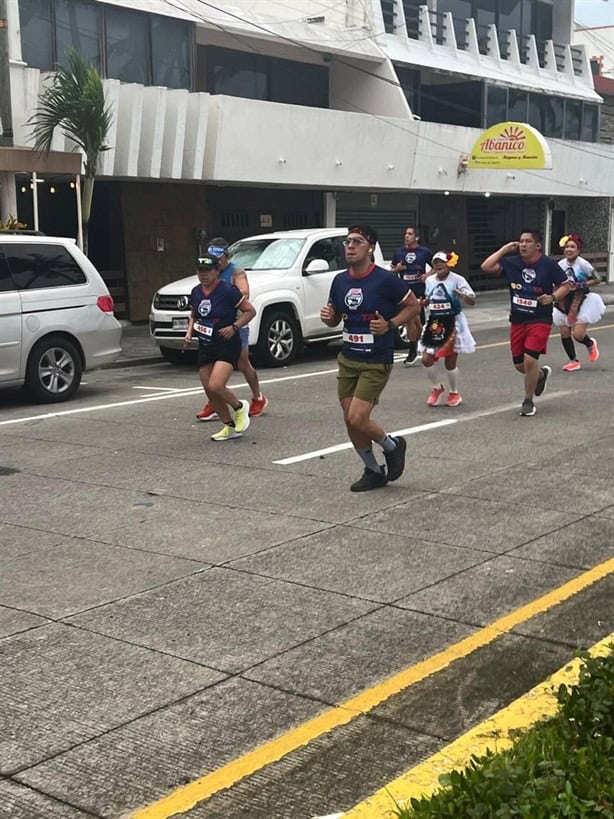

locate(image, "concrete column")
[[608, 198, 614, 283], [0, 171, 17, 221], [6, 0, 22, 62], [323, 191, 336, 227]]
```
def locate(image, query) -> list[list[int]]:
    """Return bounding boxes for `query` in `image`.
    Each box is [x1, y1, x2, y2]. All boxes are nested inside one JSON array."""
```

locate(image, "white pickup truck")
[[149, 227, 406, 367]]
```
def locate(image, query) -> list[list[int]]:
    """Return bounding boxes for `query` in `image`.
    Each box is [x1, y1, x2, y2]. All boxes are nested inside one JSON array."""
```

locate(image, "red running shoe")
[[562, 360, 581, 372], [446, 392, 463, 407], [427, 385, 445, 406], [196, 403, 218, 422], [589, 338, 599, 363], [249, 395, 269, 417]]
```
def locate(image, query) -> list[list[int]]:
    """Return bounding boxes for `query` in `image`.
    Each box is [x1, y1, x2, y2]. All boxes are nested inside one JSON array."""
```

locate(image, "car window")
[[230, 238, 305, 270], [3, 244, 87, 290], [0, 249, 16, 292], [304, 238, 344, 271]]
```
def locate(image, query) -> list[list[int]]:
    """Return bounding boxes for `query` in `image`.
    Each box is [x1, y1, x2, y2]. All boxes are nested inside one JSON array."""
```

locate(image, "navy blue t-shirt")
[[391, 245, 432, 295], [190, 279, 244, 343], [328, 265, 412, 363], [500, 254, 568, 325]]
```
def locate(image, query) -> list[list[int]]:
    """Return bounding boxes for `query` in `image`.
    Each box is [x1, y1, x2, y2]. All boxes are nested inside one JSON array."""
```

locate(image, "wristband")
[[387, 319, 396, 332]]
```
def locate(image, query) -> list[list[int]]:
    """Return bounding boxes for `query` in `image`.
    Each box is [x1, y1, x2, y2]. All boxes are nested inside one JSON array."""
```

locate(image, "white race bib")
[[194, 322, 213, 337], [343, 331, 374, 345], [430, 301, 452, 311], [512, 295, 537, 311]]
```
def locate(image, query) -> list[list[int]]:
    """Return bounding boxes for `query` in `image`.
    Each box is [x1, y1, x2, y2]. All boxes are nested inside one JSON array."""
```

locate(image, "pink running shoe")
[[562, 360, 581, 372], [249, 395, 269, 417], [588, 338, 599, 363], [446, 392, 463, 407], [196, 403, 219, 421], [427, 385, 446, 406]]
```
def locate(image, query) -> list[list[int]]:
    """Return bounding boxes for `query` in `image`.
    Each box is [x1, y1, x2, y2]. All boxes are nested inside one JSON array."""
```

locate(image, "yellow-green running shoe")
[[211, 424, 242, 441], [233, 399, 251, 433]]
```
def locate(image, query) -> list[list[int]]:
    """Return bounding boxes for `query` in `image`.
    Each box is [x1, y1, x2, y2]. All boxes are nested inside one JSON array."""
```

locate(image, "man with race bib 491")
[[320, 225, 420, 492]]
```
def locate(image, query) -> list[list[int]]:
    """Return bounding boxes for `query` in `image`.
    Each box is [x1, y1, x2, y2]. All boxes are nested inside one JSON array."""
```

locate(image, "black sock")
[[562, 337, 577, 360], [578, 335, 593, 348], [227, 420, 236, 427]]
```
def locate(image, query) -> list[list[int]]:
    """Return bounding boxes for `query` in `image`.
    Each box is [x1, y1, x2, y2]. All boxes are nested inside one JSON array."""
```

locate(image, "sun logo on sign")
[[500, 125, 524, 142]]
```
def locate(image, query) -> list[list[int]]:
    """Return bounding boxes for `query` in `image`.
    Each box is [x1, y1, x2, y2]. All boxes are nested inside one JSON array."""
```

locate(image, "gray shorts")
[[239, 326, 249, 350]]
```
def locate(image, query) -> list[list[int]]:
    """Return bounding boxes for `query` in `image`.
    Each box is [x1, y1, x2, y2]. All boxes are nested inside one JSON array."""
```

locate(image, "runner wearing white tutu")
[[418, 251, 476, 408], [554, 233, 606, 372]]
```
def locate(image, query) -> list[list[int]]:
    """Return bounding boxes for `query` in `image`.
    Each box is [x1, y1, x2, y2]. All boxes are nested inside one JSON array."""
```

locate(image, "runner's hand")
[[218, 326, 235, 339], [505, 241, 519, 253], [320, 304, 337, 324], [370, 311, 389, 336], [183, 334, 192, 347], [537, 294, 554, 305]]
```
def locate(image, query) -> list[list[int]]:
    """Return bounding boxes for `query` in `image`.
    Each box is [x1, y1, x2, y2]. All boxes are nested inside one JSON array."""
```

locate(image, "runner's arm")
[[320, 303, 341, 327], [231, 266, 250, 298], [184, 315, 196, 345], [481, 242, 519, 274], [389, 290, 420, 328]]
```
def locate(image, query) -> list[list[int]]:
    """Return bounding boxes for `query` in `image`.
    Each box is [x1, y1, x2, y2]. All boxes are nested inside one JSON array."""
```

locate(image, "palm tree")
[[29, 50, 112, 254]]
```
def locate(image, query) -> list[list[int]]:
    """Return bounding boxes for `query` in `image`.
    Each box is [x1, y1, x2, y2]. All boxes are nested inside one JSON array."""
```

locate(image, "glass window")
[[229, 238, 305, 270], [304, 238, 343, 272], [581, 104, 599, 142], [486, 84, 508, 126], [20, 0, 53, 70], [564, 99, 582, 140], [396, 66, 420, 114], [541, 95, 563, 137], [207, 48, 267, 100], [269, 59, 328, 108], [498, 0, 522, 32], [528, 93, 546, 132], [151, 16, 190, 89], [55, 0, 100, 69], [533, 0, 552, 43], [438, 0, 472, 47], [5, 244, 86, 290], [509, 89, 528, 121], [105, 7, 150, 85], [0, 251, 16, 292]]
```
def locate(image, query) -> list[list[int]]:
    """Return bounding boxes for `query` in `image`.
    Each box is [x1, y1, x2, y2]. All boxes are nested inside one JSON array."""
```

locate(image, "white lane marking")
[[274, 420, 458, 464], [273, 391, 573, 465], [0, 364, 344, 426], [131, 386, 185, 392]]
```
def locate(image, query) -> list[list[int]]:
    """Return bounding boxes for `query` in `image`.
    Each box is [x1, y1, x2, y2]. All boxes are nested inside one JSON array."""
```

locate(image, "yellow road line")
[[131, 557, 614, 819], [343, 630, 614, 818]]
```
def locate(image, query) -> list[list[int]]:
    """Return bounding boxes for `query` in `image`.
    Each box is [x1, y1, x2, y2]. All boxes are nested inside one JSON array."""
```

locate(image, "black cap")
[[195, 256, 219, 268]]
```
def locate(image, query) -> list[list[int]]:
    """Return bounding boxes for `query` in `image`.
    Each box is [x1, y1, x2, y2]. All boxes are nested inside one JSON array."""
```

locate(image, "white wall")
[[330, 57, 412, 119]]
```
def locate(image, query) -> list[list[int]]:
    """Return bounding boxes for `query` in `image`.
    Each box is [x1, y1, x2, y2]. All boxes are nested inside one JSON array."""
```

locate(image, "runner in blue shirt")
[[184, 256, 256, 441], [321, 225, 420, 492], [481, 230, 570, 417], [391, 226, 432, 365]]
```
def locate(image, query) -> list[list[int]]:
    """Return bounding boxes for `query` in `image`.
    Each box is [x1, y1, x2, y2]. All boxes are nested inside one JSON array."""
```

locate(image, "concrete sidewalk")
[[116, 284, 614, 368]]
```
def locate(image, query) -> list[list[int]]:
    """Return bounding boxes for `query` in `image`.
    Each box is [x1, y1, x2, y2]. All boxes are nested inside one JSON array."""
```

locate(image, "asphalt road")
[[1, 322, 613, 819]]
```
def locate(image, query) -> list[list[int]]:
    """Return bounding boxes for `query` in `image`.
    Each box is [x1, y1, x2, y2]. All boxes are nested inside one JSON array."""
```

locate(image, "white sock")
[[425, 361, 443, 387], [447, 367, 459, 393]]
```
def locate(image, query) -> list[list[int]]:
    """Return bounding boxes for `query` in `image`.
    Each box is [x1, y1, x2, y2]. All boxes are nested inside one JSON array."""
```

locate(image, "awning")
[[0, 146, 81, 175]]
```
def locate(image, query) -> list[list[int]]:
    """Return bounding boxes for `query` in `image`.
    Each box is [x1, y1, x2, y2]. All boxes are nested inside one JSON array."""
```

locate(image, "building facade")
[[1, 0, 613, 319]]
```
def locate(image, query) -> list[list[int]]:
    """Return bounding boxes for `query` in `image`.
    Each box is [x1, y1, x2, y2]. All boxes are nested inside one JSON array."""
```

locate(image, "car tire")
[[25, 335, 82, 403], [159, 346, 195, 365], [256, 310, 301, 367]]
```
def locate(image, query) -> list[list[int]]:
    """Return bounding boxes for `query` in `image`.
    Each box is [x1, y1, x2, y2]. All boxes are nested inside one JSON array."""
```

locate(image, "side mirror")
[[304, 259, 329, 274]]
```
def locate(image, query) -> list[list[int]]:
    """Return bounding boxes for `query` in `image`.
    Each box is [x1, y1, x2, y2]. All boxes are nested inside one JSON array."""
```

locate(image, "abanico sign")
[[467, 122, 552, 170]]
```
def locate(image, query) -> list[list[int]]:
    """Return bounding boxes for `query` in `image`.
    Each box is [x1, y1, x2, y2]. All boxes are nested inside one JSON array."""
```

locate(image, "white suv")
[[150, 228, 393, 367], [0, 234, 122, 402]]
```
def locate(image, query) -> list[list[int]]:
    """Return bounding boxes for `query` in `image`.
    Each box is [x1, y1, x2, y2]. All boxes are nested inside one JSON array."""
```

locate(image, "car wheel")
[[25, 335, 82, 403], [159, 346, 195, 365], [256, 310, 301, 367]]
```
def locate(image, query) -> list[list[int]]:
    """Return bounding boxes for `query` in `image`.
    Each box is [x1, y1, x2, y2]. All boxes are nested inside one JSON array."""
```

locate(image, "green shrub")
[[397, 647, 614, 818]]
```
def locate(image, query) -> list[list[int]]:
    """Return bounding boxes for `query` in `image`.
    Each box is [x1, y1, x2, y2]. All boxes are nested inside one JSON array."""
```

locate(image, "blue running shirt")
[[500, 254, 567, 325], [391, 245, 432, 295], [328, 264, 412, 363], [190, 279, 244, 343]]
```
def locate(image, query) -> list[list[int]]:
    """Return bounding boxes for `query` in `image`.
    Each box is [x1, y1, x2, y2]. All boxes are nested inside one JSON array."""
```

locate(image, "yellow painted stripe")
[[131, 557, 614, 819], [343, 630, 614, 818]]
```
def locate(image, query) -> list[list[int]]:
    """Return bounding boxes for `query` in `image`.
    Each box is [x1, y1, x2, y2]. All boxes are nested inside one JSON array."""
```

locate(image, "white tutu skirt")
[[553, 292, 606, 327], [418, 312, 476, 355]]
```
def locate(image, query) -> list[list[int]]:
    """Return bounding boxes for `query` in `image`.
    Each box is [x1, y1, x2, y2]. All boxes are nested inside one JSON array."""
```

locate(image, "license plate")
[[172, 318, 189, 330]]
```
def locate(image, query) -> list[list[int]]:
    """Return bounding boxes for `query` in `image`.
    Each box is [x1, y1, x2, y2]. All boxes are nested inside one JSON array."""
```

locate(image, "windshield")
[[229, 238, 305, 270]]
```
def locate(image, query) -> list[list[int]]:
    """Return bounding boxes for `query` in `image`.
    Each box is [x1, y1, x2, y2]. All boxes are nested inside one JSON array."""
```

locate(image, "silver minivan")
[[0, 235, 122, 402]]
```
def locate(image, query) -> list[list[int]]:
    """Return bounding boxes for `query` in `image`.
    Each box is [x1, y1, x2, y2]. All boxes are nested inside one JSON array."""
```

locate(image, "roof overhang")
[[0, 147, 81, 175]]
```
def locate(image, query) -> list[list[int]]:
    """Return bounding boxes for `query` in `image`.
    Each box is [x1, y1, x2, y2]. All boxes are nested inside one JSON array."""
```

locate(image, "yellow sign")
[[467, 122, 552, 170]]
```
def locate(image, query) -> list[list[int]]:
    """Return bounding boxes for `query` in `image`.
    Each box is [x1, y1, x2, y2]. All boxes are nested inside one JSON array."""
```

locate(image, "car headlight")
[[153, 293, 160, 309]]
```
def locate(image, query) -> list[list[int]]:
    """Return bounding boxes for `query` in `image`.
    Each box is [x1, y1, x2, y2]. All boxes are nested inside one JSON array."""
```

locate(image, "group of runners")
[[184, 224, 605, 491]]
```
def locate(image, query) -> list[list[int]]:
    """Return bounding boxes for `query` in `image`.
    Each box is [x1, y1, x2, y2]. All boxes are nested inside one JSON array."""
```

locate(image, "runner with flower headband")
[[554, 233, 606, 372], [418, 251, 476, 408]]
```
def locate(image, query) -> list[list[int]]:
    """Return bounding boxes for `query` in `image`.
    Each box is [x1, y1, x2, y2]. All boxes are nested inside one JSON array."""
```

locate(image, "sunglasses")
[[343, 238, 370, 247]]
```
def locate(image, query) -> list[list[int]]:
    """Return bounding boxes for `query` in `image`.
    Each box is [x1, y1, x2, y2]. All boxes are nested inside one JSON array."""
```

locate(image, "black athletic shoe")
[[520, 398, 536, 416], [350, 468, 388, 492], [384, 436, 407, 482], [535, 365, 552, 397]]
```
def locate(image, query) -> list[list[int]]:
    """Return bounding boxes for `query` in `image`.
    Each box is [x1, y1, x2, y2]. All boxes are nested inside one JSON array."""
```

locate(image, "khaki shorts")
[[337, 352, 393, 405]]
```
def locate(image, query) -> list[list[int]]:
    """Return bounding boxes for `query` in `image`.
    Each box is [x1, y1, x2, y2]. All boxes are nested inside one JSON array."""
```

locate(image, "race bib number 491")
[[343, 331, 374, 345]]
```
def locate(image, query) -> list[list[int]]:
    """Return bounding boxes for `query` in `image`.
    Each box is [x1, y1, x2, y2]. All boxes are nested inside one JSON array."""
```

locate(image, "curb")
[[111, 355, 164, 369]]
